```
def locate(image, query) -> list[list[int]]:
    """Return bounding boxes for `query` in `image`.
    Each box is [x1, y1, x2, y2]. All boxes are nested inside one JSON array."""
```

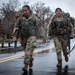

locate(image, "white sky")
[[0, 0, 75, 18]]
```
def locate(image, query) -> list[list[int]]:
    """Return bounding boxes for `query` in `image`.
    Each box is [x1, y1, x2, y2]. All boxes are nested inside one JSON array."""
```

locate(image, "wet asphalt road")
[[0, 39, 75, 75]]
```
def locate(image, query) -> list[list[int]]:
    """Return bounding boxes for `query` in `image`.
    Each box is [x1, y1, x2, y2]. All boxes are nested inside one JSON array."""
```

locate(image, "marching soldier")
[[49, 8, 73, 68], [12, 5, 41, 71]]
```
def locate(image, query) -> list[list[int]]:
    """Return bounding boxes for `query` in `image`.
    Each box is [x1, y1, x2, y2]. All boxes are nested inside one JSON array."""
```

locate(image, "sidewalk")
[[0, 39, 50, 53]]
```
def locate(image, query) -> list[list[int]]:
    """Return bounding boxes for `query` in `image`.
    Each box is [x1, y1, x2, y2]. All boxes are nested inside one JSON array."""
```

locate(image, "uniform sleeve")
[[12, 18, 20, 37], [48, 18, 55, 36]]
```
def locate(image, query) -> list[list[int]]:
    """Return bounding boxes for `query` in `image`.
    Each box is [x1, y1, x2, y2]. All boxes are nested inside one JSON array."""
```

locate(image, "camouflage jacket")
[[12, 13, 42, 38], [49, 15, 73, 36]]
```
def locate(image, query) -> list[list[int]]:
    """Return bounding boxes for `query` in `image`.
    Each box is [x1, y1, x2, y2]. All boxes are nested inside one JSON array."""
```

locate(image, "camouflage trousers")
[[23, 36, 37, 65], [54, 36, 68, 61]]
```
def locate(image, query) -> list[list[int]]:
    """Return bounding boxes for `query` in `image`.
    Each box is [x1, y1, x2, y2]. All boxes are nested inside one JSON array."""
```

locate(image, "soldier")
[[12, 5, 41, 71], [49, 8, 73, 68]]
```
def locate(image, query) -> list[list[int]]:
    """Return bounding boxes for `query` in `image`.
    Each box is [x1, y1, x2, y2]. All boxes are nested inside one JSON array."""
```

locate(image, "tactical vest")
[[50, 16, 70, 35], [18, 15, 39, 37]]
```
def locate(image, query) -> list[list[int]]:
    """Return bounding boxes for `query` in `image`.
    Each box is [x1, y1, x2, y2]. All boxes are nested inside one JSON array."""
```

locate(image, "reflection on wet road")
[[0, 39, 75, 75], [21, 65, 75, 75]]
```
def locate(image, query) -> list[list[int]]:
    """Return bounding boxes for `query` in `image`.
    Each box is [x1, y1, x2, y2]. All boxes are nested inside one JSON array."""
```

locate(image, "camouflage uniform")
[[13, 13, 40, 66], [49, 15, 72, 65]]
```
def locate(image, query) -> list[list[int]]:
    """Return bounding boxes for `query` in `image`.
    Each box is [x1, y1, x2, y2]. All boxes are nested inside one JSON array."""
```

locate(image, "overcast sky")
[[0, 0, 75, 18]]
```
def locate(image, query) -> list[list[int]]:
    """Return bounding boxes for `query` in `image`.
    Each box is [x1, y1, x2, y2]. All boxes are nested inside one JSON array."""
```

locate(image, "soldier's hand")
[[12, 37, 17, 42]]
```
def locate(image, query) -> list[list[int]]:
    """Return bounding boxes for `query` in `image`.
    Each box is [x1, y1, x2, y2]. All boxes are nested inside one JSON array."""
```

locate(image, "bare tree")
[[31, 1, 52, 25], [0, 0, 20, 47], [23, 1, 29, 6], [0, 0, 20, 35]]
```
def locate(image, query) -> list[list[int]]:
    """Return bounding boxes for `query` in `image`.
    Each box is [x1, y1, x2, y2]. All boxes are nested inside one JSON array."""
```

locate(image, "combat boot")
[[57, 60, 62, 68], [29, 58, 34, 68], [65, 56, 69, 62], [22, 64, 28, 71]]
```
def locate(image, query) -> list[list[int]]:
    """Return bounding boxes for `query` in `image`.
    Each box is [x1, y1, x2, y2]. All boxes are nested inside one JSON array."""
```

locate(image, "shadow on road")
[[56, 65, 68, 75], [64, 65, 68, 75], [21, 66, 69, 75], [22, 69, 33, 75]]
